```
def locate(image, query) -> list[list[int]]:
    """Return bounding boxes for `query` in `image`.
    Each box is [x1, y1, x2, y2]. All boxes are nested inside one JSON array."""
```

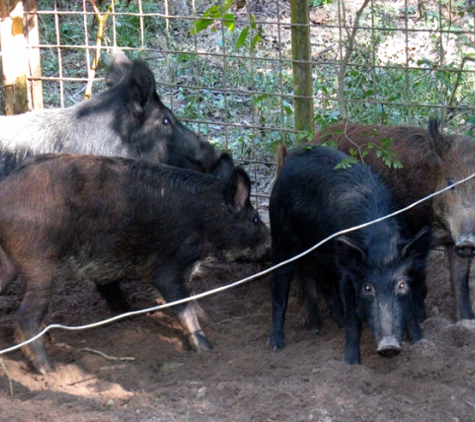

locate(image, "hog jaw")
[[447, 208, 475, 258]]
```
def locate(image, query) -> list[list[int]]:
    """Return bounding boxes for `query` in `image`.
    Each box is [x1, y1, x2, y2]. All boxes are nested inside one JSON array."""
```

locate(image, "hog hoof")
[[267, 335, 284, 350], [189, 330, 213, 352], [35, 358, 56, 375], [344, 352, 361, 365]]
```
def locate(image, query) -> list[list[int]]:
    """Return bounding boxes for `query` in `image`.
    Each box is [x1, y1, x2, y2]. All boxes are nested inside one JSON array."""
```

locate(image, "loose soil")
[[1, 248, 475, 422]]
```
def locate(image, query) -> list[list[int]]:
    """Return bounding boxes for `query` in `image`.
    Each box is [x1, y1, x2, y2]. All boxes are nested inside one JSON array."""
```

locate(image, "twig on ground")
[[0, 358, 13, 396]]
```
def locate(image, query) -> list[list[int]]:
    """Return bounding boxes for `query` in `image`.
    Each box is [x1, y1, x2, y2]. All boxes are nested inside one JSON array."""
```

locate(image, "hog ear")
[[105, 50, 132, 87], [428, 118, 452, 159], [224, 166, 251, 211], [126, 59, 157, 112], [336, 236, 366, 263], [211, 152, 235, 181], [401, 226, 432, 259]]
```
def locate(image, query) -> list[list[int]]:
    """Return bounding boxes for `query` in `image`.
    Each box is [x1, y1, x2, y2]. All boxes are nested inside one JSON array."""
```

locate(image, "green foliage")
[[312, 0, 333, 6], [191, 1, 262, 52], [315, 130, 403, 169]]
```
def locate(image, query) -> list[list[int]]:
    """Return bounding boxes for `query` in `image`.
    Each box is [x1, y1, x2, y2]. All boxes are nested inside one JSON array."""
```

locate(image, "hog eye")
[[447, 179, 455, 190], [363, 283, 372, 292], [252, 214, 259, 224], [163, 117, 170, 125], [397, 280, 408, 294]]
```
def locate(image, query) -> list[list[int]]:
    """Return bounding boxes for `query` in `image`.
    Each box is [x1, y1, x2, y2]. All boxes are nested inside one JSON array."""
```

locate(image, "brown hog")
[[311, 119, 475, 321], [0, 154, 270, 374]]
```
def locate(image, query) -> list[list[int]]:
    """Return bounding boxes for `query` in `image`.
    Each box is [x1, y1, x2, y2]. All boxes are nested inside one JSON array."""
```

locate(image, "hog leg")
[[411, 267, 428, 323], [342, 278, 362, 364], [176, 301, 212, 352], [298, 262, 345, 330], [16, 270, 56, 374], [297, 261, 323, 332], [448, 245, 475, 320], [268, 257, 297, 349], [405, 313, 422, 344], [319, 272, 346, 328], [151, 265, 212, 352]]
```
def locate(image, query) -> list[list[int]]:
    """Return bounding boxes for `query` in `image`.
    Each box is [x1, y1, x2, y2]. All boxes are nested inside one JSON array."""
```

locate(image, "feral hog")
[[268, 146, 431, 364], [0, 154, 270, 374], [0, 51, 231, 178]]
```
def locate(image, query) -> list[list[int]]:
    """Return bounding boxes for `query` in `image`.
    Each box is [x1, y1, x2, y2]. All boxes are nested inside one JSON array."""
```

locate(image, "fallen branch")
[[80, 347, 136, 361]]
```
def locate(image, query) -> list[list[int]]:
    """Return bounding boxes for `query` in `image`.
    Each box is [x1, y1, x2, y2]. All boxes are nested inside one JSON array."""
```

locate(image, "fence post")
[[290, 0, 313, 141], [0, 0, 43, 115]]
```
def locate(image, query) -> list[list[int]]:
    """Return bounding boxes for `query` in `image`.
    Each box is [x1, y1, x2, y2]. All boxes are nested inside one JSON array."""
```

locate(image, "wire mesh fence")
[[2, 0, 475, 209]]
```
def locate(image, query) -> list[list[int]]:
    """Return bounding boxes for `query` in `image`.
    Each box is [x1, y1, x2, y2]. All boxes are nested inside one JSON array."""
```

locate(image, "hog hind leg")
[[297, 260, 323, 333], [151, 265, 212, 352], [268, 253, 298, 349], [16, 265, 57, 374]]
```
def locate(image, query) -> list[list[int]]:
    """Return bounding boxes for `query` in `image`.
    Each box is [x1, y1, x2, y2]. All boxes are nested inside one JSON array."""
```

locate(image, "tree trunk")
[[290, 0, 313, 141]]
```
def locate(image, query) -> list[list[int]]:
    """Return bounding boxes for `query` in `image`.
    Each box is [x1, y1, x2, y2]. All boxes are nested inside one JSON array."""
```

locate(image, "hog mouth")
[[377, 337, 401, 358]]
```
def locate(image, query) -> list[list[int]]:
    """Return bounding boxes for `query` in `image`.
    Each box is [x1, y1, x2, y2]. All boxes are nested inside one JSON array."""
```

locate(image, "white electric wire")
[[1, 171, 475, 357]]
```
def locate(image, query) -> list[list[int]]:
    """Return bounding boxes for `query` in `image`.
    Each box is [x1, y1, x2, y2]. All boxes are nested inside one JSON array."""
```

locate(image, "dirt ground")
[[1, 247, 475, 422]]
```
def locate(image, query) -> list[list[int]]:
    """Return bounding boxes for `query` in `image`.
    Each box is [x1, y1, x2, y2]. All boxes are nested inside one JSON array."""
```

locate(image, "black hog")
[[0, 51, 231, 178], [268, 146, 431, 364], [313, 119, 475, 321], [0, 154, 270, 374]]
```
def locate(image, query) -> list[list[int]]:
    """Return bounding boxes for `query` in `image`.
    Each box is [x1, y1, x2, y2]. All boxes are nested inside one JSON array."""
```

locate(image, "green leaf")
[[223, 13, 235, 31], [251, 33, 262, 51], [380, 136, 392, 147], [236, 26, 250, 48], [335, 156, 357, 169], [191, 18, 214, 34]]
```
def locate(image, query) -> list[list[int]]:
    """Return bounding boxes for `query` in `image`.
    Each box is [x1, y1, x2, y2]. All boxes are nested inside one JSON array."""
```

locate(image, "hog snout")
[[377, 337, 402, 358], [455, 238, 475, 258]]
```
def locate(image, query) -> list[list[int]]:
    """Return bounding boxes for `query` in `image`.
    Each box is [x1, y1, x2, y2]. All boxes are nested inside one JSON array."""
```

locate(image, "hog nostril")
[[377, 348, 401, 358], [455, 244, 475, 258]]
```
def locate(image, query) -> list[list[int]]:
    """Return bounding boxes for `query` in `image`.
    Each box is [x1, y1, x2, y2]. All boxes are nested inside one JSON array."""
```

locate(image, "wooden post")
[[0, 0, 43, 115], [290, 0, 313, 141]]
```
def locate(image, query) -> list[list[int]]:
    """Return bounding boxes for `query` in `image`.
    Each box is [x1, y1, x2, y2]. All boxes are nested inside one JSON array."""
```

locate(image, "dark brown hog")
[[0, 154, 270, 374], [312, 119, 475, 321]]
